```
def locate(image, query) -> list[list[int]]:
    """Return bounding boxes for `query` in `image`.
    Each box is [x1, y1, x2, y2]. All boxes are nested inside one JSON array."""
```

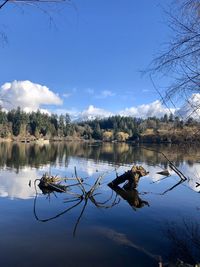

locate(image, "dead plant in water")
[[34, 167, 120, 236]]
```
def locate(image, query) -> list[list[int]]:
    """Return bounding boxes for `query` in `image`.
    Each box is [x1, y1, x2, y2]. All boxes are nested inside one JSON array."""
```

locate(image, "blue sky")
[[0, 0, 179, 119]]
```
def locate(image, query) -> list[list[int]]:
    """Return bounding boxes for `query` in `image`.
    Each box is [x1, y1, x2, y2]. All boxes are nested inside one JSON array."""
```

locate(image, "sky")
[[0, 0, 197, 120]]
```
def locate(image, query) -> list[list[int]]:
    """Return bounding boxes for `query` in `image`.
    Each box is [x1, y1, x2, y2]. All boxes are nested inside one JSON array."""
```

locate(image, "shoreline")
[[0, 137, 199, 145]]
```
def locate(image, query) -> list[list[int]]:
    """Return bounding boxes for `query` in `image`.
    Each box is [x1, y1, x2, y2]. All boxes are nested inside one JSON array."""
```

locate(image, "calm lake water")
[[0, 142, 200, 267]]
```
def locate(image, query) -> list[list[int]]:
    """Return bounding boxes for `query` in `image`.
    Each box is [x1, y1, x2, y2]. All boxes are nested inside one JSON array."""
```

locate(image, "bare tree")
[[150, 0, 200, 114], [0, 0, 73, 44], [0, 0, 69, 10]]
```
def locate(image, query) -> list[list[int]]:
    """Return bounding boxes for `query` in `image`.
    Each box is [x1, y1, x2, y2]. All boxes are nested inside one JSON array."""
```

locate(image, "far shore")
[[0, 136, 199, 145]]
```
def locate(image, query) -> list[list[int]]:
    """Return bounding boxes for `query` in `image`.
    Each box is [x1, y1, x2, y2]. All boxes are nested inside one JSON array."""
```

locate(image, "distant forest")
[[0, 107, 200, 143]]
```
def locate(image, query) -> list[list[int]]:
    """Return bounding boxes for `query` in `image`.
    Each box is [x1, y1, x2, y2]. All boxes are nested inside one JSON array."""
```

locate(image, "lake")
[[0, 142, 200, 267]]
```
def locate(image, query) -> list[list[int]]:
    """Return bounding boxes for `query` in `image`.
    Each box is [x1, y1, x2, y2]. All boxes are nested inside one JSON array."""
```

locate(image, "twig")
[[74, 166, 86, 194], [0, 0, 9, 9], [45, 181, 66, 192]]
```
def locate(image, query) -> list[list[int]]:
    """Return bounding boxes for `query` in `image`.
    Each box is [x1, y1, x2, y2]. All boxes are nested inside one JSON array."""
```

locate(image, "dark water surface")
[[0, 142, 200, 267]]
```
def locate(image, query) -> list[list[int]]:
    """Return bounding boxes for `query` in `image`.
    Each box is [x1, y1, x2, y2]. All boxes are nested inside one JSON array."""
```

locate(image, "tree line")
[[0, 107, 199, 143]]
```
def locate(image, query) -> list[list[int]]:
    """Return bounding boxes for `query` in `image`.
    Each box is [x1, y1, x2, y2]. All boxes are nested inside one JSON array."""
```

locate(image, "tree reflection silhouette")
[[2, 142, 200, 171]]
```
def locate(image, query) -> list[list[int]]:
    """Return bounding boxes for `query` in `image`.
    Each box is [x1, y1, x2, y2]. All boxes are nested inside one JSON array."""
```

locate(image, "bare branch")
[[0, 0, 9, 9]]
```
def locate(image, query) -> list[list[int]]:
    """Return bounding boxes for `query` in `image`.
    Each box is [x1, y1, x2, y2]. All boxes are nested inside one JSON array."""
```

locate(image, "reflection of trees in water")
[[0, 142, 200, 170], [0, 143, 60, 171], [0, 142, 82, 170], [165, 219, 200, 265]]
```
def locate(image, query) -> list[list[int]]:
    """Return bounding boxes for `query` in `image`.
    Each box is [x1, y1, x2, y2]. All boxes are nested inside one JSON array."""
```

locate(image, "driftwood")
[[38, 173, 67, 194], [37, 173, 84, 194], [38, 182, 67, 194], [34, 167, 120, 237], [108, 166, 150, 211], [108, 165, 149, 190]]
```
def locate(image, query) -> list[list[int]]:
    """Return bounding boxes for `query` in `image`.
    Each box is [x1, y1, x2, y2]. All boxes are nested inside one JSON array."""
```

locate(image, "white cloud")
[[119, 100, 174, 118], [0, 80, 62, 112], [2, 81, 199, 122], [96, 90, 116, 99], [63, 93, 71, 98], [102, 90, 115, 97], [54, 106, 113, 121], [56, 101, 176, 121], [142, 89, 152, 93], [85, 88, 94, 94], [80, 105, 113, 120], [176, 93, 200, 120], [54, 108, 81, 121]]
